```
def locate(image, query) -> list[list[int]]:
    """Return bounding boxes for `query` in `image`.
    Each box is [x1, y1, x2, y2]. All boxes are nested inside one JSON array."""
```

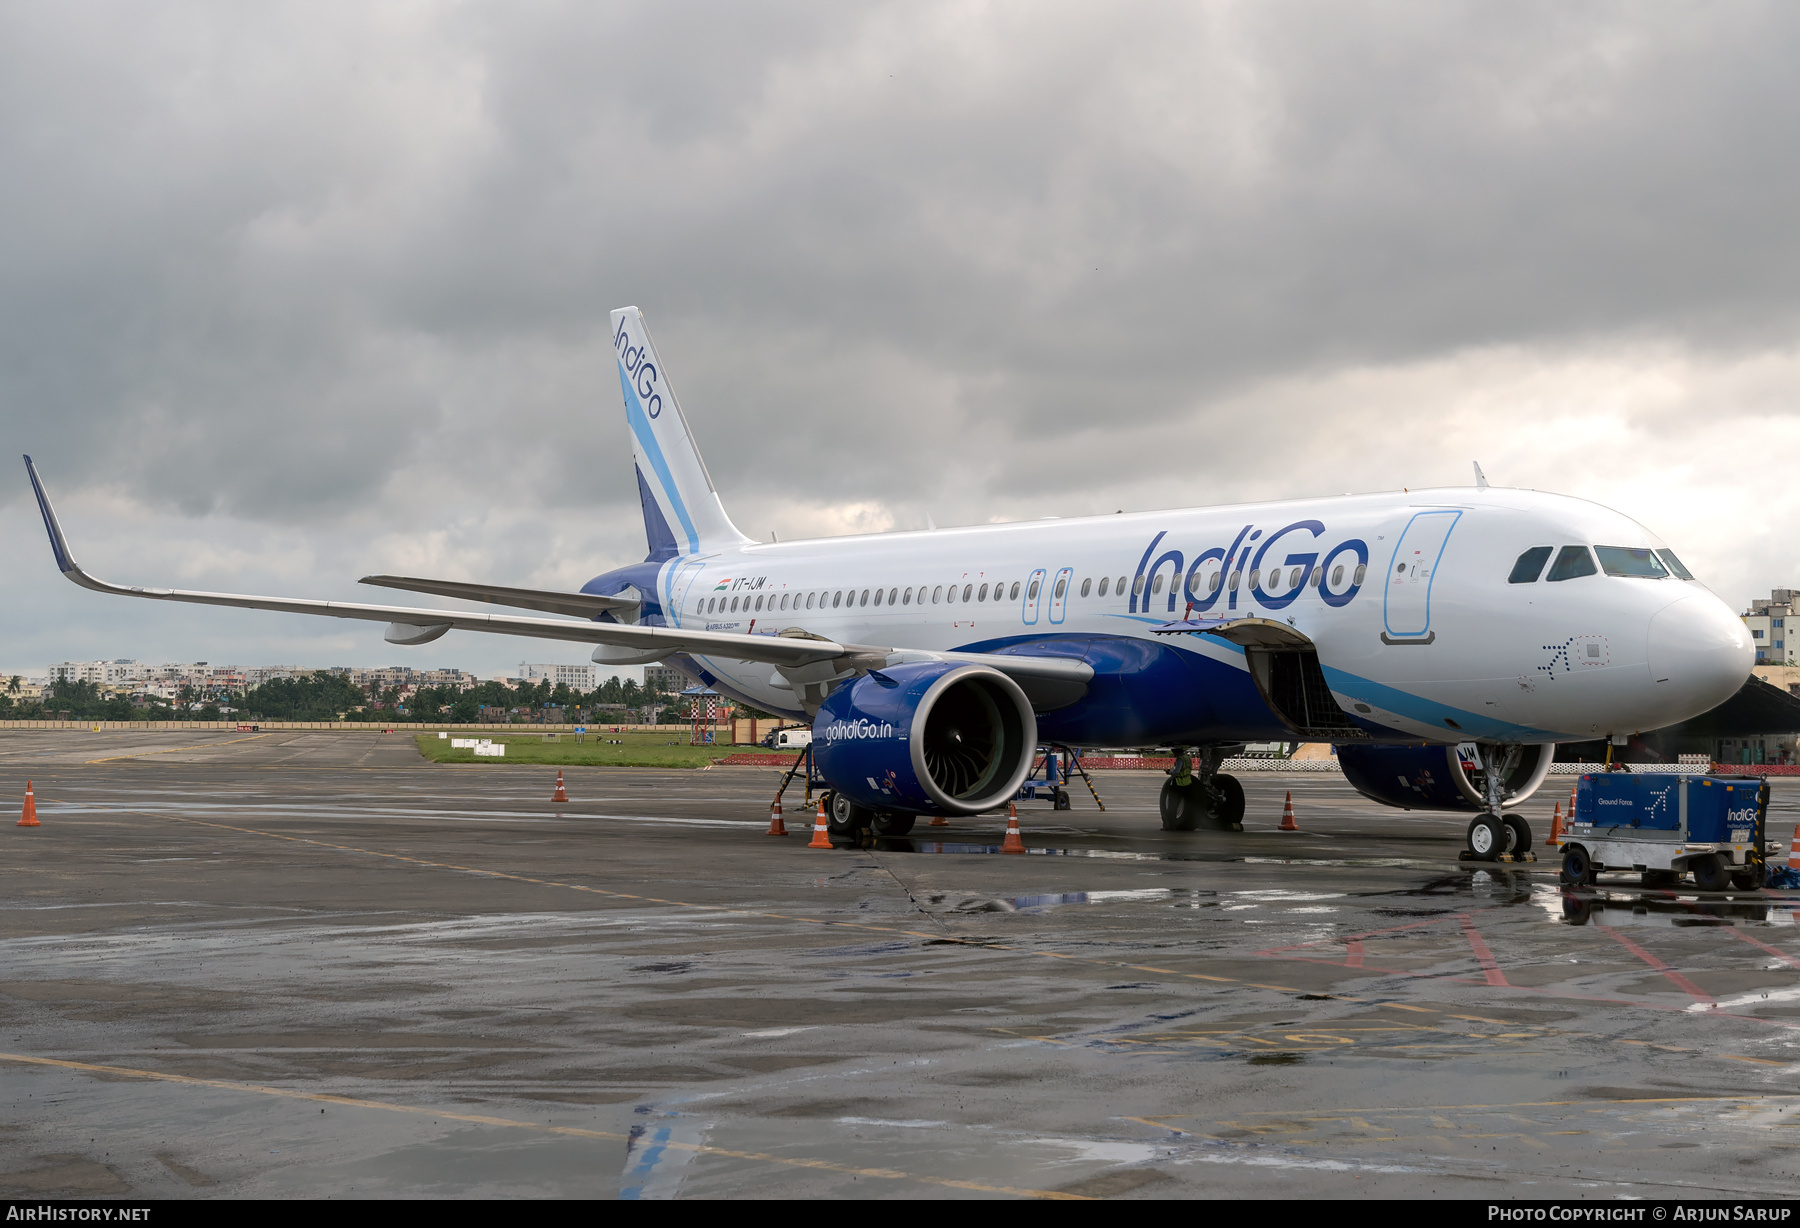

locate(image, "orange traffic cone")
[[1548, 803, 1563, 847], [767, 799, 788, 836], [1790, 824, 1800, 867], [928, 814, 950, 827], [552, 771, 568, 803], [18, 781, 40, 827], [1278, 790, 1299, 831], [808, 799, 833, 848], [1569, 783, 1577, 816], [1001, 802, 1026, 854]]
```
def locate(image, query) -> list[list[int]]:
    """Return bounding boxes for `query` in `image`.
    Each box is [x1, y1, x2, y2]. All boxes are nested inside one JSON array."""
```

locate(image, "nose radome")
[[1647, 594, 1753, 722]]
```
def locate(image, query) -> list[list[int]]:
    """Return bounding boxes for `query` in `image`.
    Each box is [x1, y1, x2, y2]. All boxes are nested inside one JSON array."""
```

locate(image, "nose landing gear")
[[1461, 743, 1536, 862]]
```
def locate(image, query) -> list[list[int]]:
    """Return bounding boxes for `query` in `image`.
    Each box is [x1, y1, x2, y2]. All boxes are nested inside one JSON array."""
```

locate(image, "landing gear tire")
[[1052, 789, 1072, 812], [1467, 814, 1504, 862], [826, 791, 871, 837], [1560, 845, 1596, 886], [1212, 774, 1245, 831], [1502, 814, 1532, 857], [1690, 854, 1732, 892], [1160, 776, 1244, 832], [1731, 862, 1768, 891], [871, 812, 916, 838], [1159, 778, 1206, 831]]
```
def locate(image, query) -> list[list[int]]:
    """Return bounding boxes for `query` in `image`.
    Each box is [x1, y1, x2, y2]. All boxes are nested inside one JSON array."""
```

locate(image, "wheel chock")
[[1001, 802, 1025, 854], [18, 781, 40, 827], [1278, 790, 1299, 832], [928, 815, 950, 827]]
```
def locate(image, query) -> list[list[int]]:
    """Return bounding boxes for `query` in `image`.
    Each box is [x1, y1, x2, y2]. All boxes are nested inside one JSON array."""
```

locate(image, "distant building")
[[1743, 589, 1799, 665], [516, 662, 599, 690], [644, 665, 692, 694]]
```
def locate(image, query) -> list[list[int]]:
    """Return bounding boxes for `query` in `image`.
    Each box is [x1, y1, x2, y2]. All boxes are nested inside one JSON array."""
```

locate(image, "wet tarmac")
[[5, 729, 1800, 1199]]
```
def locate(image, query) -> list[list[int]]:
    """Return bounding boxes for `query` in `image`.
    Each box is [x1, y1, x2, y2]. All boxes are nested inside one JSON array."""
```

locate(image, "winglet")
[[22, 456, 79, 575], [1472, 461, 1490, 490]]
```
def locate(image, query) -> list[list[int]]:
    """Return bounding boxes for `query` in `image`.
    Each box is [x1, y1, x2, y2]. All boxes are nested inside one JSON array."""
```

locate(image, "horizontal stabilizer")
[[359, 574, 637, 618]]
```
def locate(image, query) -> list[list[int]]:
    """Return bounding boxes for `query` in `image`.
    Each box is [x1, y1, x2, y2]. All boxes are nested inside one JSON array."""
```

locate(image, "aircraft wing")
[[358, 574, 638, 618], [23, 457, 1093, 694]]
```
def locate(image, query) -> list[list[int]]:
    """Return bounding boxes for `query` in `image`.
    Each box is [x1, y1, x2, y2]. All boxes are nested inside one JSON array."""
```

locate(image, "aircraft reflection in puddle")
[[1555, 887, 1800, 927]]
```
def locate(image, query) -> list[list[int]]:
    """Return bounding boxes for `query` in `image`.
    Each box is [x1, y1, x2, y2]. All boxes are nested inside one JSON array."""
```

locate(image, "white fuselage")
[[650, 485, 1751, 744]]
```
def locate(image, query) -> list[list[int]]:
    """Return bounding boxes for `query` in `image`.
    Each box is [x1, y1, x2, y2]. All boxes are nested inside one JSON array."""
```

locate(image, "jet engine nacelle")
[[1336, 742, 1556, 812], [813, 663, 1037, 816]]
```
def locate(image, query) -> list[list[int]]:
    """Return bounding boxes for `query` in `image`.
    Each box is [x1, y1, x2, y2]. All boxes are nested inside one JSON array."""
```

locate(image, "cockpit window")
[[1656, 549, 1696, 581], [1594, 546, 1668, 579], [1508, 546, 1553, 584], [1546, 545, 1598, 582]]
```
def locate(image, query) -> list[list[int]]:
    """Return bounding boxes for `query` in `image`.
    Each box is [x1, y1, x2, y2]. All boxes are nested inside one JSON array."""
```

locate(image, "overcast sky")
[[6, 1, 1800, 678]]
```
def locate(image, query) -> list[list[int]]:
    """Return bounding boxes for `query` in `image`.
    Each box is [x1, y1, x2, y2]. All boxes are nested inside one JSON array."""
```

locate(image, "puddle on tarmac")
[[864, 840, 1156, 858], [1009, 888, 1197, 910]]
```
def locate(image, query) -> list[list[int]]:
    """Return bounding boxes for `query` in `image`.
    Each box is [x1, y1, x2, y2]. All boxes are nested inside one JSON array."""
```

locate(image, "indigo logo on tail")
[[614, 317, 664, 419]]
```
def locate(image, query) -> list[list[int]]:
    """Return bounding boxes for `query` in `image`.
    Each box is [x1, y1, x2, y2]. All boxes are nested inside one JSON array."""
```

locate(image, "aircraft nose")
[[1647, 593, 1752, 721]]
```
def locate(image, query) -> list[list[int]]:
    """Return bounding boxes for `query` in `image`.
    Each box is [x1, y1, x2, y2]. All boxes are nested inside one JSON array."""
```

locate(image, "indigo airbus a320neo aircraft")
[[25, 307, 1753, 857]]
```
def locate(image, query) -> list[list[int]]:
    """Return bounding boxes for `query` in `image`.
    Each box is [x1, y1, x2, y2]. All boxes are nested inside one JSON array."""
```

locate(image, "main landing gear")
[[825, 792, 917, 839], [1160, 747, 1245, 832], [1462, 743, 1533, 862]]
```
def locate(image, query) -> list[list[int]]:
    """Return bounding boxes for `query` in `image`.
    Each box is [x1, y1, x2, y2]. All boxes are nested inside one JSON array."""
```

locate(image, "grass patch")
[[413, 731, 732, 769]]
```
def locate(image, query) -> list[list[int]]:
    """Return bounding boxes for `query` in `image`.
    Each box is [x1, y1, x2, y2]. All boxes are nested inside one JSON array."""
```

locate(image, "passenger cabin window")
[[1116, 575, 1127, 595], [1657, 549, 1695, 580], [946, 585, 957, 604], [902, 588, 912, 605], [889, 587, 898, 604], [962, 584, 972, 602], [1595, 546, 1668, 579], [1054, 577, 1067, 598], [1546, 546, 1598, 582], [833, 591, 843, 607], [1098, 577, 1109, 596], [932, 586, 942, 603], [1010, 581, 1021, 600], [1508, 546, 1553, 584], [978, 583, 989, 601], [1028, 579, 1040, 599]]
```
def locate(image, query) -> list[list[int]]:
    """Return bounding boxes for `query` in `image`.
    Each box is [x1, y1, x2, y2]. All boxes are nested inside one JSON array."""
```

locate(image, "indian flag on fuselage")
[[611, 306, 753, 562]]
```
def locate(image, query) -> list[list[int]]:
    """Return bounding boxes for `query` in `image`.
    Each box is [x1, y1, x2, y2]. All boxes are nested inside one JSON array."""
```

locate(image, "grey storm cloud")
[[5, 1, 1800, 673]]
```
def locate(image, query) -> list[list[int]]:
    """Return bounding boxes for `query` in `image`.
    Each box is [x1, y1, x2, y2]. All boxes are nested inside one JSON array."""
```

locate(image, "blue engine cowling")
[[813, 662, 1037, 816], [1336, 742, 1556, 811]]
